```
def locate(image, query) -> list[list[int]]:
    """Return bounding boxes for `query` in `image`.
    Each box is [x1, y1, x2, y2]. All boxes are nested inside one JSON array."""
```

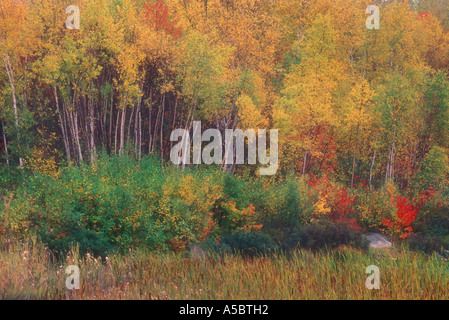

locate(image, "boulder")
[[363, 232, 392, 248], [188, 244, 208, 260]]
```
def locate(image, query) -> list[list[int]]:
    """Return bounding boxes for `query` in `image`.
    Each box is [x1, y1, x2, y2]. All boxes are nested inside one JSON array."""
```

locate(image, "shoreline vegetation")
[[1, 238, 448, 300]]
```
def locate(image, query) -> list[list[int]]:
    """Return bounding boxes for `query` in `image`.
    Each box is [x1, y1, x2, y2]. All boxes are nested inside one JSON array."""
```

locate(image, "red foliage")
[[353, 175, 368, 190], [19, 55, 37, 65], [170, 238, 187, 251], [331, 187, 361, 231], [200, 219, 214, 241], [416, 186, 446, 208], [58, 231, 67, 239], [307, 176, 361, 231], [381, 218, 393, 228], [306, 174, 319, 188], [145, 0, 181, 39], [395, 196, 419, 226], [333, 188, 354, 216], [382, 195, 420, 238], [418, 10, 430, 19]]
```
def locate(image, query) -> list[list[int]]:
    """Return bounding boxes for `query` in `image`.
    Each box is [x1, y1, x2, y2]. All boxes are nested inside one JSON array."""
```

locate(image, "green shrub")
[[250, 175, 313, 243], [0, 165, 26, 197], [412, 146, 449, 193], [413, 206, 449, 238], [200, 238, 232, 255], [406, 233, 448, 256], [3, 152, 449, 258], [40, 227, 113, 258], [0, 153, 227, 255], [220, 230, 277, 256], [283, 221, 369, 251], [353, 185, 396, 231]]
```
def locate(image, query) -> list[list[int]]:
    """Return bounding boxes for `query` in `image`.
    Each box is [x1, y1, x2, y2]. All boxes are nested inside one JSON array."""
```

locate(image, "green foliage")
[[353, 185, 397, 231], [275, 176, 311, 226], [413, 205, 449, 238], [0, 153, 225, 255], [0, 164, 26, 197], [283, 221, 369, 251], [258, 175, 313, 243], [423, 71, 449, 148], [220, 230, 277, 256], [3, 151, 449, 257], [1, 105, 36, 163], [406, 233, 448, 256], [413, 146, 449, 192], [41, 227, 113, 258], [177, 30, 230, 118]]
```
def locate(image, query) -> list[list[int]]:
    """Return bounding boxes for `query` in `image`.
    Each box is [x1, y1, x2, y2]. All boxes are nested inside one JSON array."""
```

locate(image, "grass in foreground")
[[0, 239, 448, 300]]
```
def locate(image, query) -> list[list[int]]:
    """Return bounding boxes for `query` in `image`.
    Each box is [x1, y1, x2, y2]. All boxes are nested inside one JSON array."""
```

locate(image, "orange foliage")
[[145, 0, 181, 39]]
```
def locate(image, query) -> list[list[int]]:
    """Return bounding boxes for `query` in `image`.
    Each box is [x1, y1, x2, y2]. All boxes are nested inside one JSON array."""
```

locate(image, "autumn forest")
[[1, 0, 449, 300]]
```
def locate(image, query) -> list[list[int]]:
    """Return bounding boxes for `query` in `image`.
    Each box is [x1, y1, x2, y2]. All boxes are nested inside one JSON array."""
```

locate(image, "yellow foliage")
[[25, 148, 60, 178], [312, 192, 331, 219], [237, 94, 268, 130]]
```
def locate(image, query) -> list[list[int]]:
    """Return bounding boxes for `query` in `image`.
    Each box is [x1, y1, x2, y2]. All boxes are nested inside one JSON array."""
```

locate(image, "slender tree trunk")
[[115, 108, 120, 154], [134, 89, 143, 159], [82, 97, 90, 155], [119, 99, 127, 155], [98, 99, 105, 146], [1, 121, 9, 165], [390, 140, 395, 179], [64, 102, 76, 162], [109, 92, 114, 151], [229, 114, 238, 173], [89, 96, 96, 164], [385, 151, 390, 182], [148, 89, 153, 154], [160, 94, 166, 162], [369, 147, 376, 190], [3, 55, 22, 168], [70, 92, 83, 163], [302, 128, 312, 175], [138, 100, 142, 160], [151, 94, 163, 153], [67, 105, 83, 163], [386, 131, 396, 183], [73, 108, 83, 162], [54, 86, 71, 162], [170, 97, 178, 152], [134, 107, 138, 156], [351, 148, 357, 188], [302, 152, 308, 175], [127, 105, 135, 145], [181, 108, 194, 170]]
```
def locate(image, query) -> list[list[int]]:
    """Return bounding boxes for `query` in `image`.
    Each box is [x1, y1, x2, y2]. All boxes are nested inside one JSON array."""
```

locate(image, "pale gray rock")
[[188, 244, 208, 260], [364, 232, 392, 248]]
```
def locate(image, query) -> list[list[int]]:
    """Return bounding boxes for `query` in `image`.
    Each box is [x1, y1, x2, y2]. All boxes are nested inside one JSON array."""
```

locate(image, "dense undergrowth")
[[1, 153, 449, 258]]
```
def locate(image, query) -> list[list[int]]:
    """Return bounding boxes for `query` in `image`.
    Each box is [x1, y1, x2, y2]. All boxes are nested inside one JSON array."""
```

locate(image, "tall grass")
[[1, 239, 448, 300]]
